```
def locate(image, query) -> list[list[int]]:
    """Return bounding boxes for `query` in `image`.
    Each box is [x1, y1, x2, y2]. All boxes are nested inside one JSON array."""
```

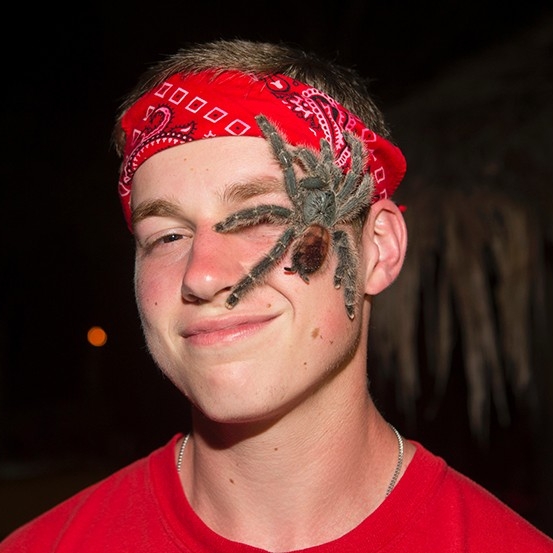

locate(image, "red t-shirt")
[[1, 434, 552, 552]]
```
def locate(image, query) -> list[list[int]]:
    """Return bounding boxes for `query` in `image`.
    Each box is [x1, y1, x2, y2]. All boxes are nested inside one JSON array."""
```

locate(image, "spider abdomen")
[[285, 224, 330, 282]]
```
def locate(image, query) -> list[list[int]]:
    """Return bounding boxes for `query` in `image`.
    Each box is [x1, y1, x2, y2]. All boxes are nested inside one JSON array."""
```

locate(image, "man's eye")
[[159, 233, 183, 244], [144, 232, 184, 249], [238, 222, 285, 242], [137, 230, 190, 255]]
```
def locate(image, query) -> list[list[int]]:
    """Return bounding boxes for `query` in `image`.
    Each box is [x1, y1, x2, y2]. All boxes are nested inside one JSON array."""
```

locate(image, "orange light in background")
[[87, 326, 107, 347]]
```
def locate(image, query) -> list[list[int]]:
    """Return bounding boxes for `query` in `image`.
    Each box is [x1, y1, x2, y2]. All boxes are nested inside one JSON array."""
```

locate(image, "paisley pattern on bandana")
[[118, 70, 406, 227]]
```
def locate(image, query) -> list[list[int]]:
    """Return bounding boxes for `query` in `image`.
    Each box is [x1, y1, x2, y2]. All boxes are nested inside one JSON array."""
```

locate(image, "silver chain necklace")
[[176, 433, 190, 474], [385, 424, 404, 496], [176, 424, 404, 496]]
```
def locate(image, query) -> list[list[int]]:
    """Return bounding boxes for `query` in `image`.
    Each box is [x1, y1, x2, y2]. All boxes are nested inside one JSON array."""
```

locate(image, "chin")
[[191, 388, 293, 427]]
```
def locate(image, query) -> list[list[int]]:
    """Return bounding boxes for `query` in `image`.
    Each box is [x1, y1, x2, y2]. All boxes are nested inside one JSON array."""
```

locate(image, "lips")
[[181, 314, 277, 345]]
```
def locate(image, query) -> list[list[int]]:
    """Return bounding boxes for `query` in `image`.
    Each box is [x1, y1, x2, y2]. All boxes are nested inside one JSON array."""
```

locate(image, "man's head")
[[114, 39, 408, 421]]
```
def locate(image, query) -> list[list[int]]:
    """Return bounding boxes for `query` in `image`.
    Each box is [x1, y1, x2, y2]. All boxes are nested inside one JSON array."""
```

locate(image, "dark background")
[[1, 0, 552, 540]]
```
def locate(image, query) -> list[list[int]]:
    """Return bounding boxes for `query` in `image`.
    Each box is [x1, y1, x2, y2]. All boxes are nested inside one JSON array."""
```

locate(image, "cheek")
[[134, 264, 155, 310], [273, 256, 349, 323], [134, 259, 178, 320], [133, 270, 177, 365]]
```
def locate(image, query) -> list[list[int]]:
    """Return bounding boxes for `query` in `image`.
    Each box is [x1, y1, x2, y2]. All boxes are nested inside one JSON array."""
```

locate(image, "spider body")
[[214, 114, 374, 319], [301, 185, 336, 226]]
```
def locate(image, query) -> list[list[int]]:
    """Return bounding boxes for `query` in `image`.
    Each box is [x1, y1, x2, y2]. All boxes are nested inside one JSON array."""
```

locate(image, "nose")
[[181, 226, 244, 304]]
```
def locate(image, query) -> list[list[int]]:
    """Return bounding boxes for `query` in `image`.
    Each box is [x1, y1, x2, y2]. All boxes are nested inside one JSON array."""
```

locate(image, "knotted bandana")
[[118, 69, 406, 228]]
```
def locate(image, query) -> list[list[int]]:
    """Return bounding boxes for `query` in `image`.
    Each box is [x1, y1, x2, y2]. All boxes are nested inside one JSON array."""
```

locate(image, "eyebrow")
[[131, 199, 183, 227], [131, 176, 286, 226], [221, 176, 284, 204]]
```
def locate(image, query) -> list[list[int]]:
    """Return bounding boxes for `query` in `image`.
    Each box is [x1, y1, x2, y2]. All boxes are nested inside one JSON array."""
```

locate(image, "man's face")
[[131, 136, 365, 424]]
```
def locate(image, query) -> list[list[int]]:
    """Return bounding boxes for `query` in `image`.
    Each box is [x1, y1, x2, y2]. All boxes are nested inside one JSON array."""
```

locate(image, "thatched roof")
[[370, 14, 553, 441]]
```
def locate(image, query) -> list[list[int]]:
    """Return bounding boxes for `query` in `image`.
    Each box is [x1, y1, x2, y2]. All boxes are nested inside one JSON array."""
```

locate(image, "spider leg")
[[335, 173, 373, 221], [335, 132, 367, 202], [255, 115, 299, 200], [214, 204, 291, 233], [332, 229, 359, 319], [295, 140, 342, 187], [225, 227, 296, 308]]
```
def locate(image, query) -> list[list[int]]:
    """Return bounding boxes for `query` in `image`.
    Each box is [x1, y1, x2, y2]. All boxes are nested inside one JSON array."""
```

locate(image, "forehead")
[[130, 136, 284, 205]]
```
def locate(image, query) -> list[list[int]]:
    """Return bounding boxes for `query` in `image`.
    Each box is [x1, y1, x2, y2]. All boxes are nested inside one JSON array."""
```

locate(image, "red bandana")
[[119, 70, 407, 227]]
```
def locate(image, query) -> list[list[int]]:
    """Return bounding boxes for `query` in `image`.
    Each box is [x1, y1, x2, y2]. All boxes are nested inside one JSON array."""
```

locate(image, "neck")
[[179, 395, 412, 551]]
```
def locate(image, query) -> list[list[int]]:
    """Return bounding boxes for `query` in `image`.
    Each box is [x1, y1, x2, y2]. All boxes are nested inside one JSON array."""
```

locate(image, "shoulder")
[[401, 442, 553, 551], [0, 435, 182, 553]]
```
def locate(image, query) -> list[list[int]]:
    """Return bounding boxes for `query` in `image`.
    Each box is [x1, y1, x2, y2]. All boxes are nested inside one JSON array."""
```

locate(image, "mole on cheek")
[[311, 327, 320, 339]]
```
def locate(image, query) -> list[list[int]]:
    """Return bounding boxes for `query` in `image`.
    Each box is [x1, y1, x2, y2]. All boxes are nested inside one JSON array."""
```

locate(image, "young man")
[[2, 39, 552, 552]]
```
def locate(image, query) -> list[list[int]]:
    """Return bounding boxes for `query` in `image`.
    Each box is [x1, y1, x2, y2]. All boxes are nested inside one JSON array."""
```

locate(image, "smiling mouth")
[[182, 315, 277, 346]]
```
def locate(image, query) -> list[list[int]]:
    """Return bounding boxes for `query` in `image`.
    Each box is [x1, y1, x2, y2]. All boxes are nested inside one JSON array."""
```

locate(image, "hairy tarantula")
[[213, 114, 374, 319]]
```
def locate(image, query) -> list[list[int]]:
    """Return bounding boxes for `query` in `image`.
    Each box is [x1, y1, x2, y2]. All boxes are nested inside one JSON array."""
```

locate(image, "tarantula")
[[213, 114, 374, 319]]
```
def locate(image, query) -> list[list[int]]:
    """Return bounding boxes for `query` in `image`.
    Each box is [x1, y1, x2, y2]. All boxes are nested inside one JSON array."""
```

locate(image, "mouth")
[[182, 314, 277, 346]]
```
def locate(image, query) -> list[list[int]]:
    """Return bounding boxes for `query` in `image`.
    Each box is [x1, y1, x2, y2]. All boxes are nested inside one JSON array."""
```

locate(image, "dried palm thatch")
[[369, 14, 553, 442]]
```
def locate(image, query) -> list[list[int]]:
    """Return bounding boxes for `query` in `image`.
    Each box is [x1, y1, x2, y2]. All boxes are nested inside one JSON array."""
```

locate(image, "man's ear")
[[362, 199, 407, 295]]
